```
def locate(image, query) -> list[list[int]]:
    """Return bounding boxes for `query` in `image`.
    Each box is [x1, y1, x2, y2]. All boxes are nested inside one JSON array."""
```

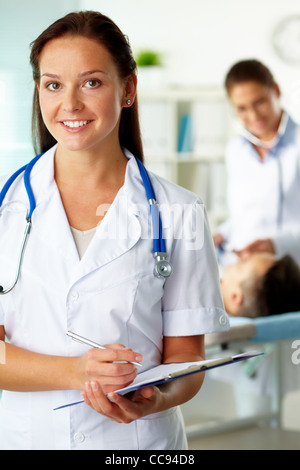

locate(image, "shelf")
[[144, 154, 225, 163], [138, 87, 226, 102], [138, 86, 230, 226]]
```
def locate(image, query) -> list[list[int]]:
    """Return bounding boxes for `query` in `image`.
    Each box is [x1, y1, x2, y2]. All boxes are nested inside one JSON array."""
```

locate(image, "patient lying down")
[[221, 254, 300, 317]]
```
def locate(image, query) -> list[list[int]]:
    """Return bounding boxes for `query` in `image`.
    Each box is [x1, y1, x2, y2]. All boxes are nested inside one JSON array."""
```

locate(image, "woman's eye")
[[85, 79, 101, 88], [46, 82, 61, 91]]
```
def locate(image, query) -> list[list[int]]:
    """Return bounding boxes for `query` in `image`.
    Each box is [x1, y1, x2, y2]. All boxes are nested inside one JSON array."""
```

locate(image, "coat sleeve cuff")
[[163, 307, 230, 337]]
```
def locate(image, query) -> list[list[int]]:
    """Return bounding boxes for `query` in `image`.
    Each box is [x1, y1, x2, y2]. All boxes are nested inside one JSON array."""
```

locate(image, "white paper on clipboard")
[[114, 351, 262, 395]]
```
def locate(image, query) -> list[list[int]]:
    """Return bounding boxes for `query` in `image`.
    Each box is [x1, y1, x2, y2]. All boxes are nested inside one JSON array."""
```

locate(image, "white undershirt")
[[70, 226, 97, 259]]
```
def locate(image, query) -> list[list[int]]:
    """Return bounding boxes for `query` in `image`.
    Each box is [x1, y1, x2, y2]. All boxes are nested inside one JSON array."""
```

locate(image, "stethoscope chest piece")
[[154, 252, 173, 278], [135, 157, 173, 280]]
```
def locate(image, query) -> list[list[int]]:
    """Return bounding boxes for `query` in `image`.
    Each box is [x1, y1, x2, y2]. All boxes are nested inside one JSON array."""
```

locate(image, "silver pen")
[[67, 331, 142, 367]]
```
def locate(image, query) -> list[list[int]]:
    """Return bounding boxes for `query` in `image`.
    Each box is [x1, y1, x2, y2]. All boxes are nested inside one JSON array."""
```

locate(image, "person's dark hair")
[[225, 59, 276, 94], [238, 255, 300, 318], [30, 10, 143, 161]]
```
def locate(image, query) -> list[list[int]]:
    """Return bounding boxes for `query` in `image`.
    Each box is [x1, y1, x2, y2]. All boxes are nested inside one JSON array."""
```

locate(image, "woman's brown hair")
[[30, 10, 144, 161]]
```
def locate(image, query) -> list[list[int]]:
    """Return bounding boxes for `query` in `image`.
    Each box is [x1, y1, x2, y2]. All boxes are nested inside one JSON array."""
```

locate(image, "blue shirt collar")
[[240, 111, 296, 150]]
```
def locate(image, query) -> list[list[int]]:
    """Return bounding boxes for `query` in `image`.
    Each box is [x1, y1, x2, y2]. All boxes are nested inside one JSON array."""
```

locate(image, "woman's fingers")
[[82, 380, 158, 424], [86, 346, 143, 373]]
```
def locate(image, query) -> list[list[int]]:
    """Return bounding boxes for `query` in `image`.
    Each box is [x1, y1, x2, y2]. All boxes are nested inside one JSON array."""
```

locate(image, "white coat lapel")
[[29, 147, 80, 264], [29, 148, 147, 279], [78, 156, 146, 277], [78, 193, 142, 277], [34, 180, 80, 263]]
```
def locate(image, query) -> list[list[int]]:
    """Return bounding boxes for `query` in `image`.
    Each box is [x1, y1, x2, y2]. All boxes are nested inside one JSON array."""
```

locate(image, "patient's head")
[[221, 253, 300, 317]]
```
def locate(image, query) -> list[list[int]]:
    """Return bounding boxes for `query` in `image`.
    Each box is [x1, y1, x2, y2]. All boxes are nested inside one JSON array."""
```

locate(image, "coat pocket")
[[136, 407, 188, 450], [0, 397, 31, 450]]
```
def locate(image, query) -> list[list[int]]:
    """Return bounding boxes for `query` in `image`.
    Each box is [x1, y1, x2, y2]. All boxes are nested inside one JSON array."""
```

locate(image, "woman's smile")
[[38, 35, 126, 154], [60, 119, 93, 131]]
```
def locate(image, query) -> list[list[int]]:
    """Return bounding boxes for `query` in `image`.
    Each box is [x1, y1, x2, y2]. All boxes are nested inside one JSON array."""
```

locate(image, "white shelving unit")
[[138, 87, 233, 229]]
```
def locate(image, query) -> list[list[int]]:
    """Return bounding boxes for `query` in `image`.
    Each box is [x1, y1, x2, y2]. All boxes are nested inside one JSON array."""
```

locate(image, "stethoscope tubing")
[[0, 153, 171, 294], [0, 219, 31, 294], [135, 157, 166, 254], [0, 164, 27, 208], [0, 153, 44, 220], [23, 153, 44, 219]]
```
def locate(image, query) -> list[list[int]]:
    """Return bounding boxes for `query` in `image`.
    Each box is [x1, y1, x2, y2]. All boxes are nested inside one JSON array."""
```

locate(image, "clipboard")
[[53, 351, 262, 410], [113, 351, 262, 395]]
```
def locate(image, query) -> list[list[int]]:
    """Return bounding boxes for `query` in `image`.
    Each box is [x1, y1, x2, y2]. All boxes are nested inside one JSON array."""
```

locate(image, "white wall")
[[81, 0, 300, 119]]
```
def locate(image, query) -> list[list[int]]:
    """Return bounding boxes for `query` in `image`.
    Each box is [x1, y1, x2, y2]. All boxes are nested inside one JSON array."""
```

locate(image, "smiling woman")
[[37, 35, 133, 158], [0, 10, 228, 450], [30, 11, 142, 159], [32, 34, 136, 230]]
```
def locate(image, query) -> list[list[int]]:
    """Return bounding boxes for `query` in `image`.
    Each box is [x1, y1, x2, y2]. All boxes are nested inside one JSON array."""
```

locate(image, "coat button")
[[70, 291, 79, 301], [219, 315, 228, 326], [74, 432, 85, 444]]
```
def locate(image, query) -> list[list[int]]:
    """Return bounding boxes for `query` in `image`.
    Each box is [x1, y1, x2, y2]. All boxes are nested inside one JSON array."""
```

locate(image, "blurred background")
[[2, 0, 300, 229]]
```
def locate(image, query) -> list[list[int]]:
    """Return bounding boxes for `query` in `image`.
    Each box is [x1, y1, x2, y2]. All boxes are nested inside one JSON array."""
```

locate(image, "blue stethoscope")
[[0, 153, 172, 294]]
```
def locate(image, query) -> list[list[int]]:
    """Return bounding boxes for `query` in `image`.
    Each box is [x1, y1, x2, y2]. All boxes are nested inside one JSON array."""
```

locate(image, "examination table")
[[185, 311, 300, 437]]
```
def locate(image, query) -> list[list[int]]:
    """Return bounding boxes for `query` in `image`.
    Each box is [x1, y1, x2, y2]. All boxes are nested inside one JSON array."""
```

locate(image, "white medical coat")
[[0, 146, 229, 450], [219, 115, 300, 264]]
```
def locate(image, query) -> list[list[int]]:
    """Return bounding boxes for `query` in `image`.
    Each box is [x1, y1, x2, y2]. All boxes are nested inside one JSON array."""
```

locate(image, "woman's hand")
[[82, 335, 206, 423], [82, 384, 158, 423], [75, 344, 143, 394]]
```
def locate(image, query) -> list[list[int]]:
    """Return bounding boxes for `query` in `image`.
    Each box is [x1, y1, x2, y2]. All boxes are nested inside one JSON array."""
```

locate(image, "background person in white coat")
[[214, 59, 300, 266], [0, 11, 229, 450]]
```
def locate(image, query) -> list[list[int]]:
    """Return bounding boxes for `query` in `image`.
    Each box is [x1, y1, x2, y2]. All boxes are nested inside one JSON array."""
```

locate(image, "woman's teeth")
[[63, 120, 89, 128]]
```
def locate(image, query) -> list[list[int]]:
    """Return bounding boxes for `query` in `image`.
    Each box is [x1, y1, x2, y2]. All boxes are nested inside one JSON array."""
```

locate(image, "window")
[[0, 0, 79, 174]]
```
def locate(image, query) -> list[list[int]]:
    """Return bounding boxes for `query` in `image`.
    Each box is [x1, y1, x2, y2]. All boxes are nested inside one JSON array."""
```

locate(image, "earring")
[[126, 99, 131, 105]]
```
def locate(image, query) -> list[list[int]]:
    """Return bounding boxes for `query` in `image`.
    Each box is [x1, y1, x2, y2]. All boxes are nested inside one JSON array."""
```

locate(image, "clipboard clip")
[[168, 356, 234, 379]]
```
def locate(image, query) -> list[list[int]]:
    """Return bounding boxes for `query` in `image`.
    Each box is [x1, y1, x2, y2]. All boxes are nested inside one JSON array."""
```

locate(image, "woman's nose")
[[63, 89, 83, 113]]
